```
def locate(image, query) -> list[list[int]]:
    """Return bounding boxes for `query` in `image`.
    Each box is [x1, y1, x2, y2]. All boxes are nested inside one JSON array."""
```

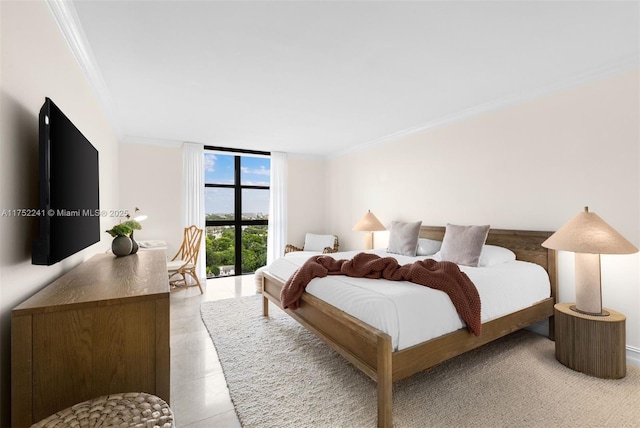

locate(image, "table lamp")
[[542, 206, 638, 316], [127, 206, 148, 222], [353, 210, 386, 250]]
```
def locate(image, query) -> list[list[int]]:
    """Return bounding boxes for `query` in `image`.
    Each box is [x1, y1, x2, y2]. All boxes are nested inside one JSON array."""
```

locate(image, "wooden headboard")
[[419, 226, 557, 299]]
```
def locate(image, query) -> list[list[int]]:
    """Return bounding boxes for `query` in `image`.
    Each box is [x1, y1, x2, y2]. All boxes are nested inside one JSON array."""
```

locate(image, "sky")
[[204, 153, 270, 215]]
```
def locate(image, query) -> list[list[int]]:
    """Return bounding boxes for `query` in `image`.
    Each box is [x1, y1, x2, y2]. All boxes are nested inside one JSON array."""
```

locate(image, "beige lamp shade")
[[541, 207, 638, 254], [353, 210, 386, 232]]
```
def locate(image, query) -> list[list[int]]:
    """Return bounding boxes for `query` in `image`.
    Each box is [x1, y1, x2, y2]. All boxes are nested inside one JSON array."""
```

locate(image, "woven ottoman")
[[31, 392, 174, 428]]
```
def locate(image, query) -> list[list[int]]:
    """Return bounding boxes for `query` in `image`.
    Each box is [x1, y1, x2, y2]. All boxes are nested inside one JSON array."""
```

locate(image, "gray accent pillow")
[[387, 221, 422, 256], [440, 224, 490, 267]]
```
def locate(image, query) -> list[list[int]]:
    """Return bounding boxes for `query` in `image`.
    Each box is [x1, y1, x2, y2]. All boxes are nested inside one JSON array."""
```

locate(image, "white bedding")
[[265, 250, 551, 351]]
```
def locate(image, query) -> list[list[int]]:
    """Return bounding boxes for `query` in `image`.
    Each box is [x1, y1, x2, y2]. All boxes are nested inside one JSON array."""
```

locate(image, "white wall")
[[325, 71, 640, 355], [118, 142, 183, 256], [285, 155, 328, 247], [0, 2, 121, 425]]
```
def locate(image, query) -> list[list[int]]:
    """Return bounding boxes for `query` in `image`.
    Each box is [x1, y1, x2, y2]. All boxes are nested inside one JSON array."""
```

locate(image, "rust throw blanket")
[[281, 252, 482, 336]]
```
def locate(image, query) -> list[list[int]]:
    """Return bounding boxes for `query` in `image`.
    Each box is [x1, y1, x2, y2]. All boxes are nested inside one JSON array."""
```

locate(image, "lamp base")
[[569, 305, 610, 317], [363, 231, 374, 250], [574, 252, 604, 315]]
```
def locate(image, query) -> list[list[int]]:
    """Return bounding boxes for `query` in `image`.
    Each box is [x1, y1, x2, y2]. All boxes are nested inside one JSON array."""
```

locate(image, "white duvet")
[[265, 250, 550, 351]]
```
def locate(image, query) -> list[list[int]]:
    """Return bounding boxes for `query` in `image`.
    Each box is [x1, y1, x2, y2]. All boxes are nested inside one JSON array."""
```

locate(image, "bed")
[[259, 226, 557, 428]]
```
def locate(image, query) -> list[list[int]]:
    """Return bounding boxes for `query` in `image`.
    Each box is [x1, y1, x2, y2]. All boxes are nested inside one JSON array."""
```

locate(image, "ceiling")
[[64, 1, 639, 157]]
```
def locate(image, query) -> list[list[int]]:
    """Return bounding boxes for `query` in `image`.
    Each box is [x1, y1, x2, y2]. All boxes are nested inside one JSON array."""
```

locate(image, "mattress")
[[265, 250, 551, 351]]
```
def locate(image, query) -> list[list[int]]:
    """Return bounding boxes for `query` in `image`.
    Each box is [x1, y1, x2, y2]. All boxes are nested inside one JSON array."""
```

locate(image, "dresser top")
[[13, 251, 169, 315]]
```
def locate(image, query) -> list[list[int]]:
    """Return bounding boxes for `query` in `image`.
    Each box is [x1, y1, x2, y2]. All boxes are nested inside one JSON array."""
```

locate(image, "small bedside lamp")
[[542, 207, 638, 316], [132, 207, 148, 222], [353, 210, 386, 250]]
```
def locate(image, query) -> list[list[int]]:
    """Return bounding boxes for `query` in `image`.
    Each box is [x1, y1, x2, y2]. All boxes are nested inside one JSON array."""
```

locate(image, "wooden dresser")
[[11, 251, 170, 427]]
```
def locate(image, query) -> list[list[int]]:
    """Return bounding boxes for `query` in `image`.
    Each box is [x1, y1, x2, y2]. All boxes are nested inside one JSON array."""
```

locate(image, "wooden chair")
[[167, 225, 204, 294], [285, 233, 339, 255]]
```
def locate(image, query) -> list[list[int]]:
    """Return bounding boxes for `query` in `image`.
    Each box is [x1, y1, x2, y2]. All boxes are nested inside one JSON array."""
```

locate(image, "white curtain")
[[182, 142, 206, 281], [267, 152, 288, 265]]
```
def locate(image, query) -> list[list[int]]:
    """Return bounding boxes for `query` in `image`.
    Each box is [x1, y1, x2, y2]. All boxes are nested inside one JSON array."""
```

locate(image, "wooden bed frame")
[[260, 226, 557, 428]]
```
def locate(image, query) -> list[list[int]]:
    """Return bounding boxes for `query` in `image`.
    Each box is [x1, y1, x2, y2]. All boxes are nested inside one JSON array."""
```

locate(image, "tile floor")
[[170, 274, 258, 427]]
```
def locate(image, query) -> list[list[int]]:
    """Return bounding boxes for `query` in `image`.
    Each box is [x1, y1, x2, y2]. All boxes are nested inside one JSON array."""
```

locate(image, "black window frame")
[[204, 146, 270, 276]]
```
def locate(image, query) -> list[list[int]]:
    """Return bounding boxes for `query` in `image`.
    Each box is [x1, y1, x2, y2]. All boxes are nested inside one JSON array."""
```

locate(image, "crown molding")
[[45, 0, 122, 138], [327, 55, 640, 160], [286, 152, 325, 161]]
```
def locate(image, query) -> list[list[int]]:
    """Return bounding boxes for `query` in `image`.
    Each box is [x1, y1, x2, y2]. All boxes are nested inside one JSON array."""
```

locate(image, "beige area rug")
[[201, 296, 640, 428]]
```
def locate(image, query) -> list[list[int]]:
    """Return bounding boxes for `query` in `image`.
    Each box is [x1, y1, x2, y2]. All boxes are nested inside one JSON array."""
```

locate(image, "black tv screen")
[[32, 98, 100, 265]]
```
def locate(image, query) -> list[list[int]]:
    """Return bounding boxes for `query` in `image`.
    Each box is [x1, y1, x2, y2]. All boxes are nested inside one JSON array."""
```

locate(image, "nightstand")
[[554, 303, 626, 379]]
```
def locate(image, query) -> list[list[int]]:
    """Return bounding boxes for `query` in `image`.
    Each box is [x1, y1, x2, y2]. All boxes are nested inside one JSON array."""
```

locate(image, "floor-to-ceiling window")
[[204, 147, 270, 277]]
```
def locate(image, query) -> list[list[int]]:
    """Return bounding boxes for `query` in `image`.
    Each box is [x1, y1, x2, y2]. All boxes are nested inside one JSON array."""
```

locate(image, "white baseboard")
[[627, 346, 640, 368]]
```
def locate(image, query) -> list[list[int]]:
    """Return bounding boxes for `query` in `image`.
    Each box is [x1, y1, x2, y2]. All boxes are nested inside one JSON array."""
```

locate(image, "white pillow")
[[478, 245, 516, 267], [304, 233, 335, 252], [416, 238, 442, 256]]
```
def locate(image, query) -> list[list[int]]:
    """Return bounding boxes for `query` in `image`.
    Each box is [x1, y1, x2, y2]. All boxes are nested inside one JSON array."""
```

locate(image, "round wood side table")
[[554, 303, 626, 379]]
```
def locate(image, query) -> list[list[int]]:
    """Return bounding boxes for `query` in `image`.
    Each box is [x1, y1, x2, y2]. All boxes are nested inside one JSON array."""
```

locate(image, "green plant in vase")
[[106, 220, 142, 257]]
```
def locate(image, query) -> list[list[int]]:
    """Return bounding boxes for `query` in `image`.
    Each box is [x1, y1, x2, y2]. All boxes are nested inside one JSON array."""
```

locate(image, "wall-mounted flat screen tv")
[[32, 97, 100, 265]]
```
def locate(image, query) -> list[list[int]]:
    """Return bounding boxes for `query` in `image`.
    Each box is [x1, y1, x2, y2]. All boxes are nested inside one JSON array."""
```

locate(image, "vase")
[[112, 235, 132, 257], [130, 231, 139, 254]]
